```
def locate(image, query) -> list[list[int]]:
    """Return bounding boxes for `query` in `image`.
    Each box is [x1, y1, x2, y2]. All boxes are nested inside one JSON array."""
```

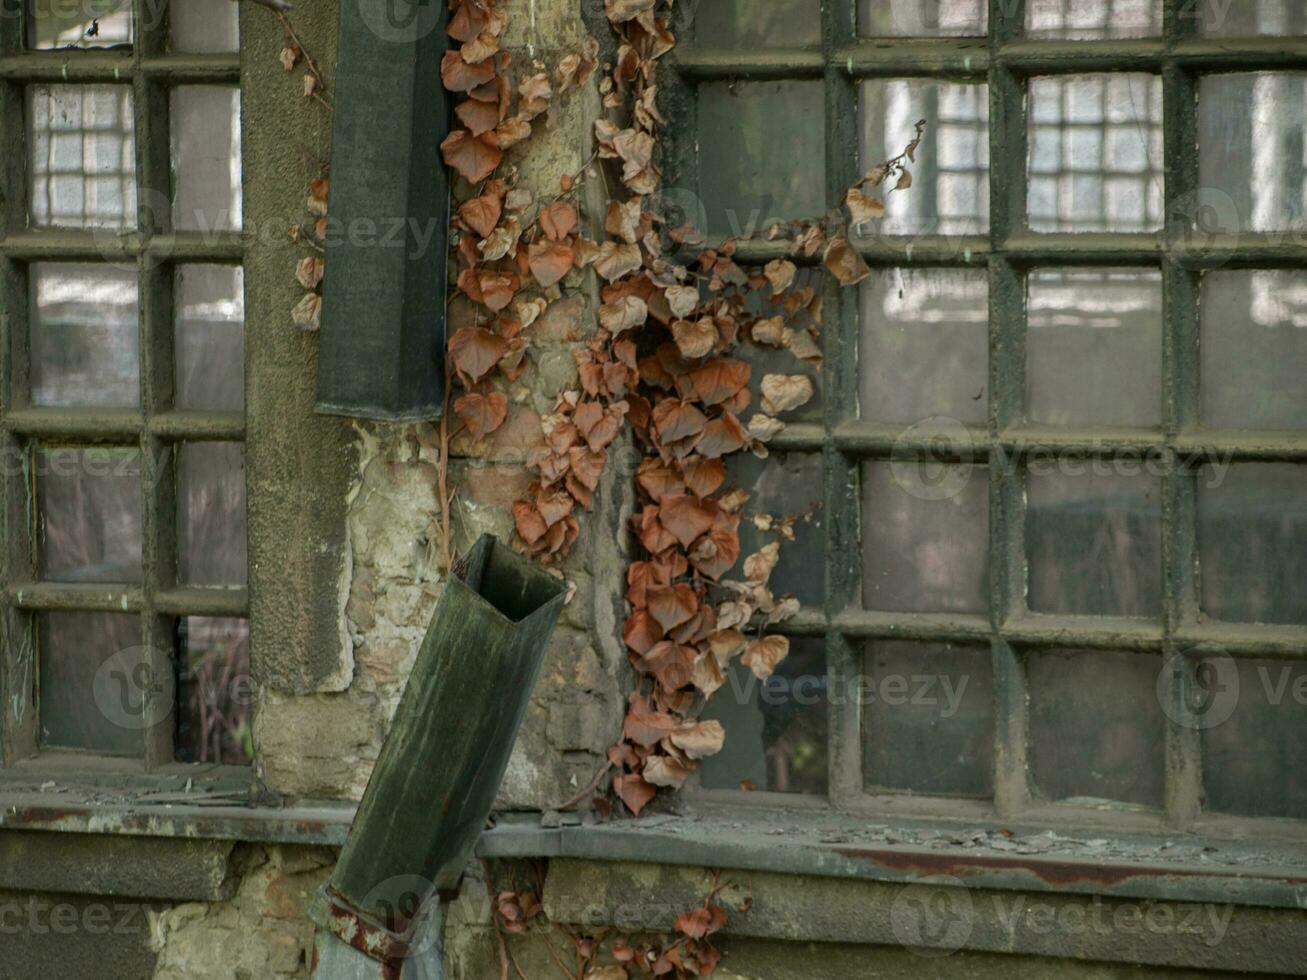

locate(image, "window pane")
[[29, 85, 136, 230], [27, 0, 132, 49], [38, 447, 143, 584], [179, 442, 247, 586], [860, 80, 989, 236], [699, 639, 827, 795], [692, 0, 820, 48], [40, 611, 145, 756], [1028, 74, 1163, 232], [863, 641, 993, 797], [1199, 74, 1307, 234], [862, 461, 989, 614], [1027, 267, 1162, 428], [1200, 0, 1307, 37], [1026, 0, 1162, 38], [1201, 270, 1307, 431], [1027, 467, 1162, 617], [175, 265, 245, 412], [178, 617, 252, 765], [859, 0, 987, 36], [1199, 464, 1307, 625], [860, 268, 989, 425], [725, 453, 825, 607], [697, 81, 825, 238], [1202, 657, 1307, 820], [169, 0, 239, 53], [31, 263, 140, 408], [171, 86, 243, 232], [1027, 649, 1165, 807]]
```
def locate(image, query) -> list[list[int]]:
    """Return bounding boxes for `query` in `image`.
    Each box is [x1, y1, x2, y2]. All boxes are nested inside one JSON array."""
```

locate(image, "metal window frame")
[[0, 0, 247, 773], [667, 0, 1307, 836]]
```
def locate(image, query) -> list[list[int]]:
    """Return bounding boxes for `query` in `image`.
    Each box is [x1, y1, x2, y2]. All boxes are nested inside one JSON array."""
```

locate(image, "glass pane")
[[169, 0, 239, 52], [692, 0, 820, 48], [178, 617, 252, 765], [1202, 657, 1307, 819], [699, 639, 827, 795], [725, 453, 825, 607], [860, 268, 989, 425], [1199, 74, 1307, 234], [1026, 0, 1162, 38], [1027, 649, 1165, 807], [29, 85, 136, 230], [863, 641, 993, 797], [860, 80, 989, 236], [1200, 0, 1307, 37], [697, 81, 825, 238], [862, 461, 989, 614], [1199, 464, 1307, 625], [1027, 267, 1162, 428], [175, 265, 245, 412], [40, 611, 144, 756], [27, 0, 132, 49], [31, 263, 140, 408], [1028, 74, 1163, 232], [171, 86, 242, 232], [1027, 468, 1162, 617], [859, 0, 987, 36], [179, 442, 247, 586], [38, 447, 143, 583], [1201, 270, 1307, 431]]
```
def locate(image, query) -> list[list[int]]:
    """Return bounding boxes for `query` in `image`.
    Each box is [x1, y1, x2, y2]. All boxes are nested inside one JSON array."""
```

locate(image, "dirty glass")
[[863, 641, 994, 797], [1198, 464, 1307, 625], [40, 611, 145, 756], [171, 86, 243, 232], [862, 461, 989, 614], [175, 265, 245, 412], [38, 448, 144, 584], [724, 453, 825, 607], [692, 0, 820, 48], [1027, 267, 1163, 428], [699, 639, 828, 796], [28, 85, 136, 229], [859, 0, 987, 36], [27, 0, 132, 50], [860, 80, 990, 236], [1199, 73, 1307, 234], [179, 442, 248, 587], [1026, 468, 1162, 617], [1027, 648, 1165, 807], [860, 268, 989, 425], [1200, 0, 1307, 36], [168, 0, 239, 53], [30, 263, 140, 408], [1028, 74, 1163, 232], [177, 617, 252, 765], [736, 266, 824, 425], [1025, 0, 1162, 38]]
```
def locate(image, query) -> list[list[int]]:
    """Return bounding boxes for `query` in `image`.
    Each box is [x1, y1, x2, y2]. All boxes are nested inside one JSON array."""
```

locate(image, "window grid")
[[0, 0, 244, 772], [671, 0, 1307, 832]]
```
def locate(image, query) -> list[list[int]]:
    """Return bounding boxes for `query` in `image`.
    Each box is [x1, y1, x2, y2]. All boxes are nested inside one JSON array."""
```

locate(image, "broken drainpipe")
[[309, 534, 567, 979]]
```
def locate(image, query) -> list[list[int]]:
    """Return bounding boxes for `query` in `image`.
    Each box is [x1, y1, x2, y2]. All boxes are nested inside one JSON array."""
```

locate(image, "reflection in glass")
[[699, 639, 827, 795], [1201, 270, 1307, 430], [38, 447, 144, 584], [1026, 0, 1161, 38], [1028, 74, 1163, 232], [692, 0, 820, 48], [1027, 648, 1164, 807], [171, 87, 243, 232], [859, 0, 987, 36], [31, 263, 140, 408], [860, 268, 988, 424], [860, 80, 989, 235], [1203, 657, 1307, 819], [29, 85, 136, 229], [1199, 464, 1307, 625], [179, 442, 247, 587], [1027, 267, 1162, 428], [28, 0, 132, 49], [40, 611, 144, 756], [1199, 73, 1307, 234], [1027, 468, 1162, 617], [1200, 0, 1307, 37], [175, 265, 245, 412], [863, 642, 993, 797], [725, 453, 825, 606], [178, 617, 252, 765], [169, 0, 240, 53], [697, 82, 825, 237], [862, 462, 989, 613]]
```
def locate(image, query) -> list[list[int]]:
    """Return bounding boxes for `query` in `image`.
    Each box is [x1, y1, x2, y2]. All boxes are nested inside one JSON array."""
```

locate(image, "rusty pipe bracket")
[[309, 883, 447, 978]]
